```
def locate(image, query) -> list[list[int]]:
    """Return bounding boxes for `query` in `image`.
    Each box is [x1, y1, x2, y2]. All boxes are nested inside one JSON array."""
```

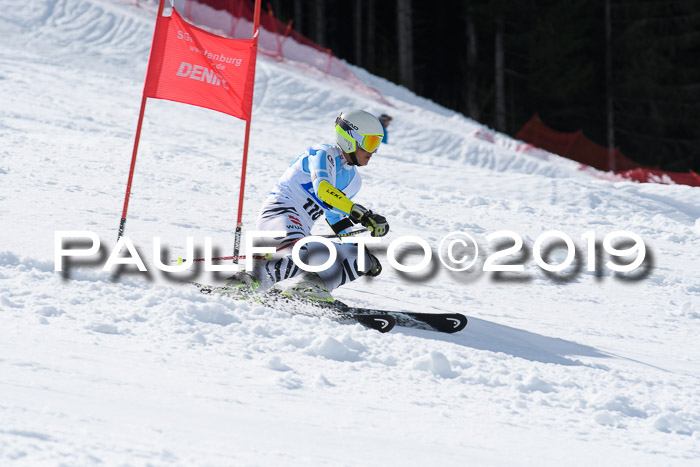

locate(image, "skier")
[[228, 110, 390, 301], [379, 113, 392, 143]]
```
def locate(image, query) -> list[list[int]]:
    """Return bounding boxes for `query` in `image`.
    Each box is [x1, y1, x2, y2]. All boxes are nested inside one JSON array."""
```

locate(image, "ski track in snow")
[[1, 0, 699, 465]]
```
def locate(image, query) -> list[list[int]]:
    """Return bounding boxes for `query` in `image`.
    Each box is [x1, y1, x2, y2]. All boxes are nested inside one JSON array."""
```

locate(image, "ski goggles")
[[335, 117, 383, 153]]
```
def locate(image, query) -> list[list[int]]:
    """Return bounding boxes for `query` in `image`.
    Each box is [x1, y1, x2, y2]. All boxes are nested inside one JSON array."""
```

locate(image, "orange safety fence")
[[615, 168, 700, 187], [516, 114, 700, 187]]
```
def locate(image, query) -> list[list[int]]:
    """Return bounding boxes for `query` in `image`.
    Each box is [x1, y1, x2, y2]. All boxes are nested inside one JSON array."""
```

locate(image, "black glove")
[[350, 204, 389, 237]]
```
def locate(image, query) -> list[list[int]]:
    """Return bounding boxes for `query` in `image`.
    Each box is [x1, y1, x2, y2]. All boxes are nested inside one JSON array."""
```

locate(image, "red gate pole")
[[118, 94, 147, 240], [118, 0, 167, 241], [232, 0, 262, 264]]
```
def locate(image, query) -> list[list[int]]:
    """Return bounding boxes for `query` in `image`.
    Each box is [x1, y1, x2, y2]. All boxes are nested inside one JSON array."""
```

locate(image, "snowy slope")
[[1, 0, 699, 465]]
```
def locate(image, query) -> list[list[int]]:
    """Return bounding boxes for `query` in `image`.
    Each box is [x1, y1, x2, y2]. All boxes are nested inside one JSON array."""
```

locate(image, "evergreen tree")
[[613, 0, 700, 170]]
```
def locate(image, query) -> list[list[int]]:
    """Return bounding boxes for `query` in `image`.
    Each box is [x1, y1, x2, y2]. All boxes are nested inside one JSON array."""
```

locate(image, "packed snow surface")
[[1, 0, 699, 465]]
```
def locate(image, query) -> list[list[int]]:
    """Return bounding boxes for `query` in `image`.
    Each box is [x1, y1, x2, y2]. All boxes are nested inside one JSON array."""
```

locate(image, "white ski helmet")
[[335, 110, 384, 163]]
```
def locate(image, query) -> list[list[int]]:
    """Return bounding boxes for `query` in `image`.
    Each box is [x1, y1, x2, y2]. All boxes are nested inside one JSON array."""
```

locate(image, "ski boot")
[[281, 272, 334, 302], [209, 271, 260, 298]]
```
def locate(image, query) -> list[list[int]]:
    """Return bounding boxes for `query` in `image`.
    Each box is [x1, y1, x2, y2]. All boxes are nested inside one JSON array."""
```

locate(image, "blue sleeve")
[[307, 148, 334, 196], [309, 149, 350, 217], [325, 210, 344, 230]]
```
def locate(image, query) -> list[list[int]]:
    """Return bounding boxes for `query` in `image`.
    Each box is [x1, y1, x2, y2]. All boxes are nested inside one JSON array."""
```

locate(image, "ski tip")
[[353, 314, 396, 333], [439, 314, 468, 333], [402, 312, 468, 333]]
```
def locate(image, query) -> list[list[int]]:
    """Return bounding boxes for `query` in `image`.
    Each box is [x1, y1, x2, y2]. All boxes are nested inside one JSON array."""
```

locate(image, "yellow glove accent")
[[317, 180, 354, 215]]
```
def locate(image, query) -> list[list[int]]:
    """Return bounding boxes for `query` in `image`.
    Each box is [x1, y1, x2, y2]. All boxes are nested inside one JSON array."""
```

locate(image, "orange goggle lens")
[[360, 134, 382, 153]]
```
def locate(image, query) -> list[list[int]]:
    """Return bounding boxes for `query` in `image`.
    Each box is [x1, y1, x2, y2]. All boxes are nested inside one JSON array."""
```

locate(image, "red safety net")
[[516, 114, 700, 187], [180, 0, 389, 104], [615, 168, 700, 187], [516, 114, 639, 171]]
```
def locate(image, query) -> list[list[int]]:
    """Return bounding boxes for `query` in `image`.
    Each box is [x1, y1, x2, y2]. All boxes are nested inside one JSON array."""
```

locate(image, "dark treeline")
[[268, 0, 700, 172]]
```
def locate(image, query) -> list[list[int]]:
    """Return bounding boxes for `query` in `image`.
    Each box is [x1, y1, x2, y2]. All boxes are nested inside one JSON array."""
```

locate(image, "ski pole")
[[174, 228, 368, 263]]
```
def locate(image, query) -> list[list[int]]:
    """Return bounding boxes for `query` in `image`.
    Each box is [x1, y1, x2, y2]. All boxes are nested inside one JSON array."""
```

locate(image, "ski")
[[193, 282, 466, 334], [330, 300, 467, 334], [194, 282, 396, 333]]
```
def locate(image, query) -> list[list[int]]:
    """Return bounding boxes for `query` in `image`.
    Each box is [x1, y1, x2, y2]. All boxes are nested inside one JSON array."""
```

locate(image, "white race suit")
[[252, 143, 376, 291]]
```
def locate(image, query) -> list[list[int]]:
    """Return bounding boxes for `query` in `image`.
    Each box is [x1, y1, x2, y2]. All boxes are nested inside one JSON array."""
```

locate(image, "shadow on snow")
[[396, 316, 608, 367]]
